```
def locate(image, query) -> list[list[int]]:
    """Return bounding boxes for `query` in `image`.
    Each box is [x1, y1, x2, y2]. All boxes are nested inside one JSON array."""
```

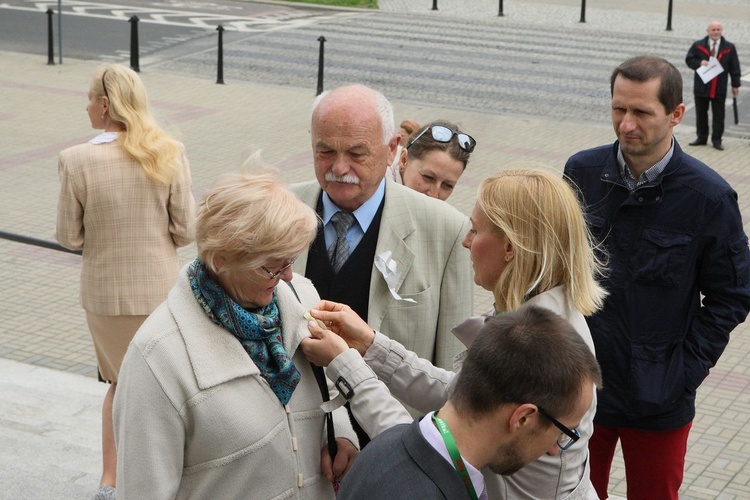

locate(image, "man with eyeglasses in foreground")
[[335, 306, 602, 500], [291, 84, 473, 443]]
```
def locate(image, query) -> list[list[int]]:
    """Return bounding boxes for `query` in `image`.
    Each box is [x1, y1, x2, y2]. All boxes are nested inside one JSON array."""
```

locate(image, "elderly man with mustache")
[[290, 84, 472, 445]]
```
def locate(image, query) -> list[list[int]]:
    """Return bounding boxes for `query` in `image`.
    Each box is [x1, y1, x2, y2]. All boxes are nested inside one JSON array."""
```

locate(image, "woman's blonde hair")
[[477, 168, 607, 315], [91, 64, 180, 185], [196, 169, 319, 276]]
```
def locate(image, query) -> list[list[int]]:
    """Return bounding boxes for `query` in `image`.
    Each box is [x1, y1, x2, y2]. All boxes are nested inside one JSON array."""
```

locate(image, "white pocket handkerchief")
[[374, 251, 417, 303]]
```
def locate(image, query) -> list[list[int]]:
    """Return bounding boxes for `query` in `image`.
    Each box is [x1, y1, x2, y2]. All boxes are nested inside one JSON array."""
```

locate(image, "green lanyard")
[[431, 413, 479, 500]]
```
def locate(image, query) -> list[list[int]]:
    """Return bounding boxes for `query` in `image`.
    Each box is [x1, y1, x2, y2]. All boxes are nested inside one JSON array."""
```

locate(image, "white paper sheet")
[[697, 57, 724, 84]]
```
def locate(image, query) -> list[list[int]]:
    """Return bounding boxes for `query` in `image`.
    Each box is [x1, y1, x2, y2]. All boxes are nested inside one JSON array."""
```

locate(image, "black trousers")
[[694, 94, 727, 144]]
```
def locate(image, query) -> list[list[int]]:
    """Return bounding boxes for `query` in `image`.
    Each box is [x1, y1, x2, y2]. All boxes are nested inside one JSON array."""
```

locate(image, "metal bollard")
[[666, 0, 673, 31], [129, 15, 140, 72], [216, 25, 225, 84], [580, 0, 586, 23], [316, 36, 326, 96], [57, 0, 62, 64], [46, 9, 55, 65], [432, 0, 438, 11], [498, 0, 503, 17]]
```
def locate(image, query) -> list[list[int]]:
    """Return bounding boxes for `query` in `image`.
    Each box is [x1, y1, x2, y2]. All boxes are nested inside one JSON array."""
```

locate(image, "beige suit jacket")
[[291, 179, 473, 369], [56, 140, 195, 316]]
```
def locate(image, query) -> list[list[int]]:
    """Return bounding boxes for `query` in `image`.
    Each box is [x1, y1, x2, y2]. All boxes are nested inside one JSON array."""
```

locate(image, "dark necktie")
[[329, 211, 355, 273], [711, 41, 716, 57]]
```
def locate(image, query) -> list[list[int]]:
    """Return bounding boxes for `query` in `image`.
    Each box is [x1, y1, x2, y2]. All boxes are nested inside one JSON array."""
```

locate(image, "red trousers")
[[588, 422, 692, 500]]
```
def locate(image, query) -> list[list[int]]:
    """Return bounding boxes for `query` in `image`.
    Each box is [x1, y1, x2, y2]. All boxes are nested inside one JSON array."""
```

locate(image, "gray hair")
[[311, 84, 394, 144]]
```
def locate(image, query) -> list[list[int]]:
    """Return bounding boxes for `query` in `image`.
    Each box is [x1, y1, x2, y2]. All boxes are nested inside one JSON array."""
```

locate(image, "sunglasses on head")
[[407, 125, 476, 153]]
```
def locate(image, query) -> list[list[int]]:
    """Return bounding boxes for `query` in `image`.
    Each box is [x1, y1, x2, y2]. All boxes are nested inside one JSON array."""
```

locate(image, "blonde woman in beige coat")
[[113, 171, 358, 499], [55, 63, 195, 500]]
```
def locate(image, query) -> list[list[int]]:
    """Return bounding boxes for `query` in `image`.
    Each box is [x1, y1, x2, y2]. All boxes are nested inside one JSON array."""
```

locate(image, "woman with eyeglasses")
[[301, 168, 607, 499], [386, 120, 475, 201], [112, 170, 360, 499], [55, 63, 195, 500]]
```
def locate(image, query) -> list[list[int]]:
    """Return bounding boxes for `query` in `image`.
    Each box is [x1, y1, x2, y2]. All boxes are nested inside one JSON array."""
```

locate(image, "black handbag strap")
[[286, 282, 338, 462]]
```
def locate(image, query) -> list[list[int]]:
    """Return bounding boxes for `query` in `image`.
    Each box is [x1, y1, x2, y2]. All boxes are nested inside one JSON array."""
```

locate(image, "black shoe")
[[689, 139, 707, 146], [713, 143, 724, 151]]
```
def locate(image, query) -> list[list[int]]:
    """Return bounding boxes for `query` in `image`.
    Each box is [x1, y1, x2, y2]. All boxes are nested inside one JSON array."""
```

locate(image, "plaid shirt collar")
[[617, 137, 675, 191]]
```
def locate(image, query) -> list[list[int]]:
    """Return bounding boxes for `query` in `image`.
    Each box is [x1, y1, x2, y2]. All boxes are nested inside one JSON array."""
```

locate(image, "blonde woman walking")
[[55, 63, 195, 500]]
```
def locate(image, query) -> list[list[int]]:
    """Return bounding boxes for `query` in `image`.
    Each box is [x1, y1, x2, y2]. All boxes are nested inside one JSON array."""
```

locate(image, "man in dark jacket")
[[565, 55, 750, 500], [685, 20, 741, 150]]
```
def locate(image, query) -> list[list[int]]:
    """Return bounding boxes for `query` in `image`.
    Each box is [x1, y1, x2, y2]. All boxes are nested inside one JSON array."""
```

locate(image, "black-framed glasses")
[[537, 407, 580, 451], [260, 256, 298, 280], [407, 125, 476, 153]]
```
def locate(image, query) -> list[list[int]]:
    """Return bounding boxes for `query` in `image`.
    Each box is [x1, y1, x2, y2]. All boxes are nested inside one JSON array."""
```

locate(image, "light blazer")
[[361, 286, 598, 500], [56, 140, 195, 315], [291, 179, 473, 369], [113, 269, 357, 500]]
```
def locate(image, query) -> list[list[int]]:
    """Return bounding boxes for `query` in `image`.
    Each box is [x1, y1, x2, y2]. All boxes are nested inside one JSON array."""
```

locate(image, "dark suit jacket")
[[337, 420, 471, 500], [686, 35, 742, 98]]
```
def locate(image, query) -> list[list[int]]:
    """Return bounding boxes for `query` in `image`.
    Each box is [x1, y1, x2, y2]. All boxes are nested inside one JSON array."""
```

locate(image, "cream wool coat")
[[113, 269, 358, 500], [355, 286, 598, 500], [56, 139, 195, 315]]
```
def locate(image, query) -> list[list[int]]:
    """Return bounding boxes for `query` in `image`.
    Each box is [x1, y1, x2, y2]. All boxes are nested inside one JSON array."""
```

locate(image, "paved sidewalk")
[[1, 1, 750, 498]]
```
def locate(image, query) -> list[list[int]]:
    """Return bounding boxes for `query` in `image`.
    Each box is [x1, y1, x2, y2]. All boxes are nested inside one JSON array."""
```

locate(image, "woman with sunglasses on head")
[[113, 170, 360, 499], [55, 63, 195, 500], [302, 168, 607, 499], [386, 120, 475, 201]]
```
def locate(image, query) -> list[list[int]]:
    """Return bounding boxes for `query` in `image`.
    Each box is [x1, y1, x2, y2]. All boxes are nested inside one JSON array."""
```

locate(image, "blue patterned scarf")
[[187, 258, 300, 405]]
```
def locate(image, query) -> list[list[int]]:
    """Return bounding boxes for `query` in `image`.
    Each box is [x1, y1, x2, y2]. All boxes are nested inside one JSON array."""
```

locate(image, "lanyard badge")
[[431, 414, 479, 500]]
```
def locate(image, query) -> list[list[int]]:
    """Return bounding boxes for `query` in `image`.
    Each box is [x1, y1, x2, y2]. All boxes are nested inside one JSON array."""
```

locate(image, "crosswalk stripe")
[[0, 0, 360, 31]]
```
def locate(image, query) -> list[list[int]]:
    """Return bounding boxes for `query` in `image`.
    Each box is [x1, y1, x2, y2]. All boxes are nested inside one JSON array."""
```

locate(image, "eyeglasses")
[[407, 125, 476, 153], [537, 407, 580, 451], [260, 256, 298, 280]]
